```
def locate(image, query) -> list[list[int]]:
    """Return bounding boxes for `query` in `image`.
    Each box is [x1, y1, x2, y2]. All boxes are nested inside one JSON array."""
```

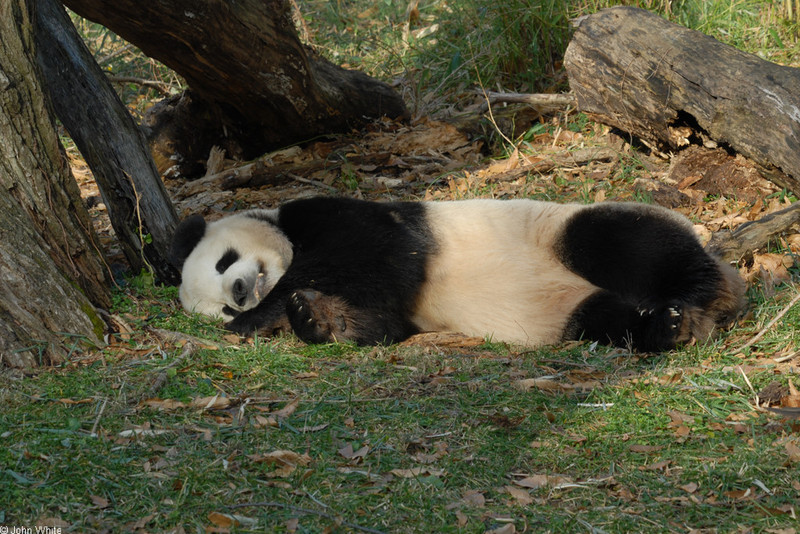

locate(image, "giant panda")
[[170, 196, 745, 352]]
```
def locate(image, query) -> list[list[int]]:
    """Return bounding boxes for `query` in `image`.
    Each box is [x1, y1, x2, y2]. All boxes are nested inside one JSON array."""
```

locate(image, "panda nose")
[[233, 278, 248, 306]]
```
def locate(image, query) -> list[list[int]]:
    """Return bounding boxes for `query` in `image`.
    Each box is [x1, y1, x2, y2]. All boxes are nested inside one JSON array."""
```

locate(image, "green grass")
[[297, 0, 800, 116], [3, 284, 799, 531]]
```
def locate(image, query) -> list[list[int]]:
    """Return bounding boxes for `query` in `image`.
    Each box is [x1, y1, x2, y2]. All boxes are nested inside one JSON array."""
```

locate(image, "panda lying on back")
[[171, 196, 745, 352]]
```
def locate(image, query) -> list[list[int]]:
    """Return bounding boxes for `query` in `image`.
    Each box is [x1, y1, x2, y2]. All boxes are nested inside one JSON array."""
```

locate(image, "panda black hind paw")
[[287, 289, 350, 344]]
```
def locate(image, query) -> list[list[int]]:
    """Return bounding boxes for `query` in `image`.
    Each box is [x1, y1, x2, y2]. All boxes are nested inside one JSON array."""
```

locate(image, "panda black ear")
[[170, 215, 207, 270]]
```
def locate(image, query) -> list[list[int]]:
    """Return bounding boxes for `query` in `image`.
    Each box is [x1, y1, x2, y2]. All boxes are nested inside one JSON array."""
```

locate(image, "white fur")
[[412, 200, 598, 345], [179, 213, 292, 320]]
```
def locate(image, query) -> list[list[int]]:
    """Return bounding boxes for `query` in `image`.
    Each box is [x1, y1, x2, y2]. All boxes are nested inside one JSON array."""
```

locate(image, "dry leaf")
[[629, 444, 664, 453], [723, 487, 756, 501], [294, 372, 318, 379], [338, 443, 370, 461], [90, 495, 110, 509], [674, 424, 691, 438], [744, 252, 795, 288], [515, 378, 572, 392], [208, 511, 236, 528], [301, 423, 329, 433], [504, 485, 533, 505], [781, 380, 800, 408], [461, 489, 485, 507], [680, 482, 699, 493], [785, 441, 800, 463], [207, 512, 257, 528], [641, 460, 672, 471], [190, 395, 231, 411], [666, 410, 695, 426], [390, 467, 445, 478], [272, 397, 300, 419], [253, 415, 278, 428], [140, 398, 187, 411], [249, 450, 312, 477], [514, 474, 573, 489]]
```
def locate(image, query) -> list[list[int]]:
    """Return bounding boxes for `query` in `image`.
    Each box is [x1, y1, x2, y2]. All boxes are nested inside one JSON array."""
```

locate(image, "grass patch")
[[3, 283, 799, 531], [297, 0, 800, 114]]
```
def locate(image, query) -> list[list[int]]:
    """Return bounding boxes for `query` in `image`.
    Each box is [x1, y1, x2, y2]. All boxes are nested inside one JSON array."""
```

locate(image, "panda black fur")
[[171, 196, 745, 351]]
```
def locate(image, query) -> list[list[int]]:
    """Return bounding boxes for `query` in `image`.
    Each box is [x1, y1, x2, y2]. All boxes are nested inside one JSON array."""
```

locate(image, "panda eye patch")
[[216, 248, 240, 274]]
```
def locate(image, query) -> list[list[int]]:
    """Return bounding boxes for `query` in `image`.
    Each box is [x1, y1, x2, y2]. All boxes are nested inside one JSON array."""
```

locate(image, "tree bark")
[[564, 6, 800, 195], [0, 0, 110, 368], [36, 0, 179, 284], [63, 0, 408, 177]]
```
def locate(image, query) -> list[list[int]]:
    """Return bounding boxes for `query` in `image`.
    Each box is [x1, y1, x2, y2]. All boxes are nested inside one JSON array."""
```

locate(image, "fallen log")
[[708, 202, 800, 264], [564, 6, 800, 195]]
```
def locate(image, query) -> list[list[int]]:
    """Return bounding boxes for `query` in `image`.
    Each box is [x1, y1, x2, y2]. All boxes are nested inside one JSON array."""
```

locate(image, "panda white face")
[[178, 214, 293, 321]]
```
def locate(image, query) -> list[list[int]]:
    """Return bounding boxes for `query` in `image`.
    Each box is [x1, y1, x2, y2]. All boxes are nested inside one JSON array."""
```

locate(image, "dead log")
[[64, 0, 408, 178], [175, 152, 397, 198], [708, 203, 800, 264], [37, 0, 179, 283], [564, 6, 800, 195]]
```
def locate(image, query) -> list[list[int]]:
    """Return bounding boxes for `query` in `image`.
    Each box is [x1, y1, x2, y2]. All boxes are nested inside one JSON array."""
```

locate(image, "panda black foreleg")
[[226, 289, 293, 337], [566, 290, 687, 352], [287, 289, 418, 346]]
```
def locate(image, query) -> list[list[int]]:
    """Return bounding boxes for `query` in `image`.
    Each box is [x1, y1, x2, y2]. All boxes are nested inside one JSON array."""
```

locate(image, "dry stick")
[[287, 173, 338, 193], [731, 288, 800, 355], [477, 91, 577, 113], [737, 365, 762, 411], [226, 501, 386, 534], [90, 397, 108, 436]]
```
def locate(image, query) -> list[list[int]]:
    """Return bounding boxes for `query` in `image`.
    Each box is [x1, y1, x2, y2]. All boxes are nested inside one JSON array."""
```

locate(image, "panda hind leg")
[[287, 290, 414, 346], [566, 290, 694, 352]]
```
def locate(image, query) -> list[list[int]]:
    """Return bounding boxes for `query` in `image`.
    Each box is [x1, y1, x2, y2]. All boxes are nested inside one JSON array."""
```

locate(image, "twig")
[[731, 288, 800, 354], [227, 501, 386, 534], [737, 365, 763, 411], [148, 327, 228, 350], [107, 75, 173, 96], [476, 91, 577, 113], [90, 397, 108, 436], [287, 173, 338, 193]]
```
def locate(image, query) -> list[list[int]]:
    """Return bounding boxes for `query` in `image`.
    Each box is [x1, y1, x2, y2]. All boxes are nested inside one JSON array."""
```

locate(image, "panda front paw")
[[226, 309, 266, 335]]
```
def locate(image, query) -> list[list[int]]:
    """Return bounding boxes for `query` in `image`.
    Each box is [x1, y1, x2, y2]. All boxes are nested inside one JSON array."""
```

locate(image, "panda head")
[[170, 211, 293, 320]]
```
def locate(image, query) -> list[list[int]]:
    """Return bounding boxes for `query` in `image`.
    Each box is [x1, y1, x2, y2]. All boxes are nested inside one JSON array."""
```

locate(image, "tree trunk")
[[63, 0, 408, 177], [36, 0, 179, 284], [0, 0, 110, 368], [564, 6, 800, 195]]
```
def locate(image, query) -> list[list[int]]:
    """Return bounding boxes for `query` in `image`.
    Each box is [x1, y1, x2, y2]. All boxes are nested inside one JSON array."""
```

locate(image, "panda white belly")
[[412, 200, 599, 345]]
